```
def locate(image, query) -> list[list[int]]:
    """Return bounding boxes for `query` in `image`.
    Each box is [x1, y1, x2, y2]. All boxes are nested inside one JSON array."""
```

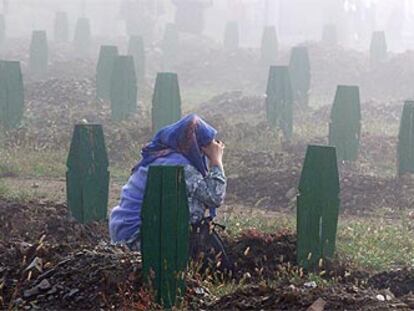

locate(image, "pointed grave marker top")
[[223, 21, 239, 50], [54, 11, 69, 42], [66, 124, 109, 224], [152, 72, 182, 133], [329, 85, 361, 161], [289, 46, 311, 107], [261, 26, 278, 66], [297, 145, 340, 270], [30, 30, 48, 76], [265, 65, 293, 139], [96, 45, 119, 101], [0, 60, 24, 129], [127, 35, 146, 83], [110, 55, 137, 121], [397, 100, 414, 176], [370, 31, 387, 64]]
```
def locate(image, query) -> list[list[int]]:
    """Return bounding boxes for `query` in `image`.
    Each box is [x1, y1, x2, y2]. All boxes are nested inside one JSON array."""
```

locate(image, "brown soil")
[[1, 199, 413, 310]]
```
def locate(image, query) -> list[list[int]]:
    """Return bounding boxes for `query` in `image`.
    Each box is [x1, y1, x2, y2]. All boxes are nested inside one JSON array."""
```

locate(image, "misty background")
[[2, 0, 414, 51]]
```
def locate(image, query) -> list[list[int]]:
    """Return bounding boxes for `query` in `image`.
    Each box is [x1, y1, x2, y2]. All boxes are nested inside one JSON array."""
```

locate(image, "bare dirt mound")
[[203, 284, 411, 310], [369, 268, 414, 297], [1, 199, 413, 310], [0, 243, 144, 310], [0, 199, 108, 246]]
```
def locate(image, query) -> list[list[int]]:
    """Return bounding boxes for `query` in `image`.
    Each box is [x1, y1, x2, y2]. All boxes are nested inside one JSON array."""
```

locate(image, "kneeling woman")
[[109, 114, 227, 252]]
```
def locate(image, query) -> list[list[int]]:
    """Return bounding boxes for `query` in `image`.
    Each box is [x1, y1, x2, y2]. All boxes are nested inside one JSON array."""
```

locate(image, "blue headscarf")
[[132, 113, 217, 176]]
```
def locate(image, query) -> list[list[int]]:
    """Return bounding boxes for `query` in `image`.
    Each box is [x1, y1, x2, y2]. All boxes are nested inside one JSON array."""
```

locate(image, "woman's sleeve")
[[184, 164, 227, 208]]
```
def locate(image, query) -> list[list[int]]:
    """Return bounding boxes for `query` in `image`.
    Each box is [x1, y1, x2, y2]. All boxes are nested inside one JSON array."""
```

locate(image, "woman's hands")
[[201, 140, 225, 171]]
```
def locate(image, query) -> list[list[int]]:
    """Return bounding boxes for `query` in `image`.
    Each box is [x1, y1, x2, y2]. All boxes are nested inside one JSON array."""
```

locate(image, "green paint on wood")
[[370, 31, 387, 64], [297, 145, 340, 270], [397, 101, 414, 176], [152, 72, 182, 133], [127, 35, 146, 84], [261, 26, 278, 66], [54, 12, 69, 42], [142, 165, 189, 308], [0, 61, 24, 129], [265, 66, 293, 139], [328, 85, 361, 161], [322, 24, 337, 45], [162, 23, 179, 71], [0, 15, 5, 44], [96, 45, 119, 101], [110, 55, 137, 121], [289, 46, 311, 107], [223, 21, 239, 50], [30, 30, 48, 76], [74, 17, 91, 54], [66, 124, 109, 224]]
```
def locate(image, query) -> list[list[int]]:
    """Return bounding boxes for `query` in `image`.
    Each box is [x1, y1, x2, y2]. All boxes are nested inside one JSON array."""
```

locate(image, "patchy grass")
[[220, 207, 294, 237], [0, 146, 134, 181], [219, 208, 414, 271], [0, 180, 44, 203], [337, 216, 414, 271], [0, 147, 66, 178]]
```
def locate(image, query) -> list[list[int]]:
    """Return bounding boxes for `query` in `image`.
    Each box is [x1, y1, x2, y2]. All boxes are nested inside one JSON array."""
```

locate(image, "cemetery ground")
[[1, 38, 414, 310]]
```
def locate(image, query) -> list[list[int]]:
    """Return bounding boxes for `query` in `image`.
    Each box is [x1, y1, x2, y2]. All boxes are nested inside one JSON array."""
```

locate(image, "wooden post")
[[0, 14, 5, 45], [66, 124, 109, 224], [265, 66, 293, 139], [152, 72, 182, 133], [260, 26, 278, 66], [0, 61, 24, 129], [110, 55, 137, 121], [54, 12, 69, 42], [142, 166, 189, 308], [223, 21, 239, 50], [328, 85, 361, 161], [322, 24, 337, 46], [127, 35, 145, 84], [96, 45, 119, 101], [162, 23, 179, 71], [370, 31, 387, 65], [397, 101, 414, 176], [30, 30, 48, 76], [74, 17, 91, 54], [297, 145, 340, 270], [289, 46, 311, 107]]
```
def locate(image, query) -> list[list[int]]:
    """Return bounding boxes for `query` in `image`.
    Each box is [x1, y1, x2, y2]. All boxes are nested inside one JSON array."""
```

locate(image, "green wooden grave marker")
[[322, 24, 337, 46], [397, 101, 414, 176], [260, 26, 278, 66], [265, 66, 293, 139], [142, 165, 189, 308], [289, 46, 311, 107], [297, 145, 340, 270], [0, 61, 24, 129], [54, 12, 69, 42], [96, 45, 118, 101], [162, 23, 179, 71], [152, 72, 182, 133], [30, 30, 48, 76], [328, 85, 361, 161], [223, 21, 239, 50], [110, 55, 137, 121], [0, 15, 5, 45], [370, 31, 387, 64], [66, 124, 109, 224], [127, 35, 146, 84], [74, 17, 91, 54]]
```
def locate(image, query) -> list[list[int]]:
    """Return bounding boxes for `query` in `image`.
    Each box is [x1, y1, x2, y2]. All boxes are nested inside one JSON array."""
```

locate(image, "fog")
[[2, 0, 414, 51], [2, 1, 414, 309]]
